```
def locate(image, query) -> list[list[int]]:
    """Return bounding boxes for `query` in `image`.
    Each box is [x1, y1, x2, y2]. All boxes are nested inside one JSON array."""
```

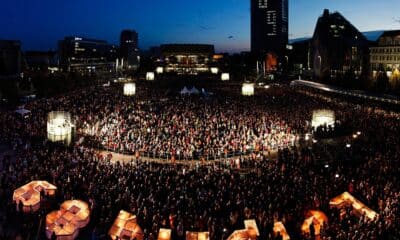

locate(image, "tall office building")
[[251, 0, 289, 57], [120, 30, 139, 70], [58, 37, 117, 73]]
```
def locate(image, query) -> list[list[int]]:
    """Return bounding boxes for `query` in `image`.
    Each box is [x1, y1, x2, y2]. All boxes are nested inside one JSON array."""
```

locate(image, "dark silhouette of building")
[[58, 37, 117, 73], [312, 9, 369, 82], [25, 51, 58, 72], [251, 0, 289, 59], [288, 39, 312, 76], [0, 40, 21, 77], [120, 30, 139, 70]]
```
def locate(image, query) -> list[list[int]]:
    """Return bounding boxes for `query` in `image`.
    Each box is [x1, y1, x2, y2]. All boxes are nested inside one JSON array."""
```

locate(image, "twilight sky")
[[1, 0, 399, 52]]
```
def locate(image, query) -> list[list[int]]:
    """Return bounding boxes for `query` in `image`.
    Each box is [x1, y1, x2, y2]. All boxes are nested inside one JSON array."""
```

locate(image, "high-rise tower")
[[251, 0, 288, 57]]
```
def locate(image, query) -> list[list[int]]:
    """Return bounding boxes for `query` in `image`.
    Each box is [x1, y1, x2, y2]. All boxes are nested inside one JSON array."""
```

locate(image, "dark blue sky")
[[1, 0, 399, 52]]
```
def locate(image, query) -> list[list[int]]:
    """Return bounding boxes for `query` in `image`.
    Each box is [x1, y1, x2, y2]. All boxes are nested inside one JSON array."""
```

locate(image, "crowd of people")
[[77, 85, 314, 159], [0, 83, 399, 239]]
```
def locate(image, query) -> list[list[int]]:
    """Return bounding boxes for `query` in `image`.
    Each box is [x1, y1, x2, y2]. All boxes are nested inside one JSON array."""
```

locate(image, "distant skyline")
[[1, 0, 400, 53]]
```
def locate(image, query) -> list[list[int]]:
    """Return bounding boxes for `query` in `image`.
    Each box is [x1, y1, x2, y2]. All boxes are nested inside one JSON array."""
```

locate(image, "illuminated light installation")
[[47, 111, 74, 145], [45, 200, 90, 240], [273, 222, 290, 240], [210, 67, 219, 74], [157, 228, 171, 240], [186, 231, 209, 240], [242, 83, 255, 96], [109, 210, 144, 240], [330, 192, 378, 220], [146, 72, 155, 81], [156, 67, 164, 74], [13, 181, 57, 213], [301, 210, 328, 236], [311, 109, 335, 128], [221, 73, 230, 81], [123, 83, 136, 96], [227, 219, 259, 240]]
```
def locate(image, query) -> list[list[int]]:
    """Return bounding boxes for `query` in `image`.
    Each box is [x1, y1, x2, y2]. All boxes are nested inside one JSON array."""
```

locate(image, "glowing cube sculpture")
[[312, 109, 335, 128], [242, 83, 255, 96], [123, 83, 136, 96], [146, 72, 155, 81], [221, 73, 230, 81], [47, 111, 74, 144]]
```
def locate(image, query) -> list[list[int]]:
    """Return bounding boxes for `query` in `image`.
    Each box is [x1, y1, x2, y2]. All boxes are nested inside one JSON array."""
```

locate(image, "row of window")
[[370, 47, 400, 53], [378, 37, 400, 46], [371, 55, 400, 61]]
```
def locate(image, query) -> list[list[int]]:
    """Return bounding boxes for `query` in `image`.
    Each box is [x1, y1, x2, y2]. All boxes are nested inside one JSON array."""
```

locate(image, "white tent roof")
[[15, 108, 31, 116], [190, 87, 200, 94], [180, 87, 190, 95]]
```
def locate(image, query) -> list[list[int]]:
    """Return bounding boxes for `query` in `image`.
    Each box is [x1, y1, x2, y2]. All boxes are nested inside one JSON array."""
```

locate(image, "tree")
[[375, 72, 389, 93]]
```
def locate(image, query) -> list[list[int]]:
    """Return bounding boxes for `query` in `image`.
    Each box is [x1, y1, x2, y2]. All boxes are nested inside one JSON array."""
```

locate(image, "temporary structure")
[[186, 231, 209, 240], [330, 192, 378, 220], [180, 87, 190, 95], [227, 219, 259, 240], [301, 210, 328, 236], [157, 228, 171, 240], [45, 200, 90, 240], [273, 222, 290, 240], [13, 181, 57, 213], [109, 210, 144, 240]]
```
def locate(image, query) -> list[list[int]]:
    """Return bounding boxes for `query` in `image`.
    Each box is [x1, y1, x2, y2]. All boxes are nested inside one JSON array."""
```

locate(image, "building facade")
[[251, 0, 288, 59], [119, 30, 139, 70], [58, 37, 117, 73], [370, 30, 400, 71], [159, 44, 215, 75], [312, 9, 369, 81], [0, 40, 22, 77]]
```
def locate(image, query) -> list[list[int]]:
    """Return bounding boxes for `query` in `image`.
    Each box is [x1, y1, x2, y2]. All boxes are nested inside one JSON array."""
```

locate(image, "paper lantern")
[[13, 181, 57, 213], [312, 109, 335, 128], [109, 210, 144, 240], [123, 83, 136, 96], [146, 72, 155, 81], [47, 111, 74, 145], [242, 83, 255, 96], [221, 73, 230, 81], [45, 200, 90, 240]]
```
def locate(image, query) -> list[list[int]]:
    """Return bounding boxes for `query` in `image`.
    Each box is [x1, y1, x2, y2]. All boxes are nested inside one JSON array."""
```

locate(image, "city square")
[[0, 0, 399, 239]]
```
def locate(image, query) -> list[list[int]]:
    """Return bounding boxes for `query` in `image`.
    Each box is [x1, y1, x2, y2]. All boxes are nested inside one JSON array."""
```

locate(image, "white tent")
[[190, 87, 200, 94], [180, 87, 190, 95]]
